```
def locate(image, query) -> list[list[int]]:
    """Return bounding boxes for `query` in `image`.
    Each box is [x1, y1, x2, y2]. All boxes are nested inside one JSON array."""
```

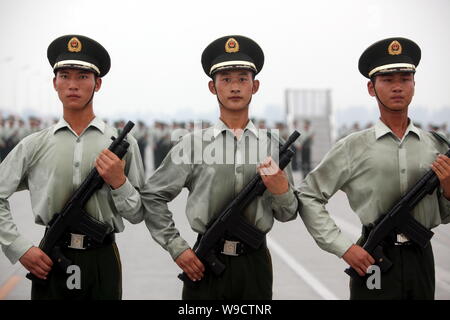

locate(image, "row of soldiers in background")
[[338, 121, 449, 141], [0, 115, 45, 161], [118, 118, 280, 173], [3, 112, 447, 178], [0, 113, 313, 175], [127, 120, 213, 172], [0, 114, 212, 169]]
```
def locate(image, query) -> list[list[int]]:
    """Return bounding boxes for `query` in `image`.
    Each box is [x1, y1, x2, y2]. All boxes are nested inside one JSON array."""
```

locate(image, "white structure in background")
[[285, 89, 335, 168]]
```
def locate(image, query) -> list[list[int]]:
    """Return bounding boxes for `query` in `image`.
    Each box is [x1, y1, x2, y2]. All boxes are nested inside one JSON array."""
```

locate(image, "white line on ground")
[[267, 235, 339, 300]]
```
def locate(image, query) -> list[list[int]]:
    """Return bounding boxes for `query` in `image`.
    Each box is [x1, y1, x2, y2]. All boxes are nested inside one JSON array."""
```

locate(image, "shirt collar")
[[212, 119, 259, 139], [374, 118, 421, 141], [53, 116, 105, 135]]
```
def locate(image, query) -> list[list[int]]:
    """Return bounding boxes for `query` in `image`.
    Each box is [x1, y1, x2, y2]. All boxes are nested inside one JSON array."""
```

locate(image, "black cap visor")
[[209, 52, 257, 76]]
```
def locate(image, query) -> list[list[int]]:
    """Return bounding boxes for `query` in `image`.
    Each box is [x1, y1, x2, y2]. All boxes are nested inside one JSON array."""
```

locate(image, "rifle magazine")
[[229, 215, 265, 249], [76, 210, 110, 243], [398, 215, 434, 248]]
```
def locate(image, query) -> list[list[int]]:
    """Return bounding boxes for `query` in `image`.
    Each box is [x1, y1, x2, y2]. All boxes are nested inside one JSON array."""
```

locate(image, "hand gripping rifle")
[[26, 121, 135, 284], [178, 131, 300, 286], [345, 146, 450, 279]]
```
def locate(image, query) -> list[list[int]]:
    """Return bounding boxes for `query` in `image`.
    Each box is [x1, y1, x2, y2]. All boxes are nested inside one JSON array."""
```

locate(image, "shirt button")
[[401, 169, 406, 174], [74, 162, 80, 167], [236, 166, 243, 173], [76, 138, 80, 143]]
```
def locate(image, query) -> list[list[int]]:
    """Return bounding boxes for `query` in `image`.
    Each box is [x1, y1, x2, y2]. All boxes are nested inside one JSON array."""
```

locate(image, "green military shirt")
[[299, 119, 450, 258], [0, 117, 145, 264], [142, 119, 299, 260]]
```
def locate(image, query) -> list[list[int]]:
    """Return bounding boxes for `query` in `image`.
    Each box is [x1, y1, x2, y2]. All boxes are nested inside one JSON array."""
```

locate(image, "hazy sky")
[[0, 0, 449, 124]]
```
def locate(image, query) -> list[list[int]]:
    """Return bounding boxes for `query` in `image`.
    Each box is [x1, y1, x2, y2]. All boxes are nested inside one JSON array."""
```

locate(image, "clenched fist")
[[95, 149, 126, 189], [257, 157, 289, 195]]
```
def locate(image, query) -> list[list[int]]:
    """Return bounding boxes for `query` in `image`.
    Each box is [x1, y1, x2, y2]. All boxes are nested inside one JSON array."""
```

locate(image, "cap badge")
[[68, 37, 82, 53], [225, 38, 239, 53], [388, 40, 402, 55]]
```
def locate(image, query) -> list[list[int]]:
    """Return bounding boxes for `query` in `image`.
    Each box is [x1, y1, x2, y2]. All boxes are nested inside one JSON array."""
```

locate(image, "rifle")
[[26, 121, 135, 284], [345, 147, 450, 279], [178, 131, 300, 286]]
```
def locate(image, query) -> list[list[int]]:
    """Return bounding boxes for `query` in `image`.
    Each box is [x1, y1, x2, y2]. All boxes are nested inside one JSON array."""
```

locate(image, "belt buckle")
[[395, 233, 410, 245], [221, 240, 239, 256], [68, 233, 86, 250]]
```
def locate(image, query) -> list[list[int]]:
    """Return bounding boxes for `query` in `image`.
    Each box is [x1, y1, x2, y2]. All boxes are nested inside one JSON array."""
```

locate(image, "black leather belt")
[[195, 234, 266, 257], [61, 232, 115, 250], [362, 225, 414, 246]]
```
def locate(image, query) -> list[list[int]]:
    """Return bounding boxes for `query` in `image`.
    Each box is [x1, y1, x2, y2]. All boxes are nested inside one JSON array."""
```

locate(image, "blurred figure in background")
[[299, 119, 314, 177], [134, 120, 148, 172], [28, 116, 40, 134], [291, 119, 301, 172], [365, 122, 374, 129], [3, 115, 18, 158], [337, 124, 350, 140], [350, 122, 361, 134], [17, 118, 29, 142], [438, 123, 449, 139], [0, 115, 5, 162], [153, 121, 171, 169]]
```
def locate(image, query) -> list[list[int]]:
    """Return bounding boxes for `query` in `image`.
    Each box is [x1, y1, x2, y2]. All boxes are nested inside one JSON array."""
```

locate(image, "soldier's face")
[[53, 69, 101, 110], [368, 72, 415, 112], [209, 69, 259, 112]]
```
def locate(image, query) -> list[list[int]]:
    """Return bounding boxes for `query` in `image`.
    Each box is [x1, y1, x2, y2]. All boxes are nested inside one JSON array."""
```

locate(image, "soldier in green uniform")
[[141, 35, 299, 299], [298, 37, 450, 300], [0, 34, 145, 300]]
